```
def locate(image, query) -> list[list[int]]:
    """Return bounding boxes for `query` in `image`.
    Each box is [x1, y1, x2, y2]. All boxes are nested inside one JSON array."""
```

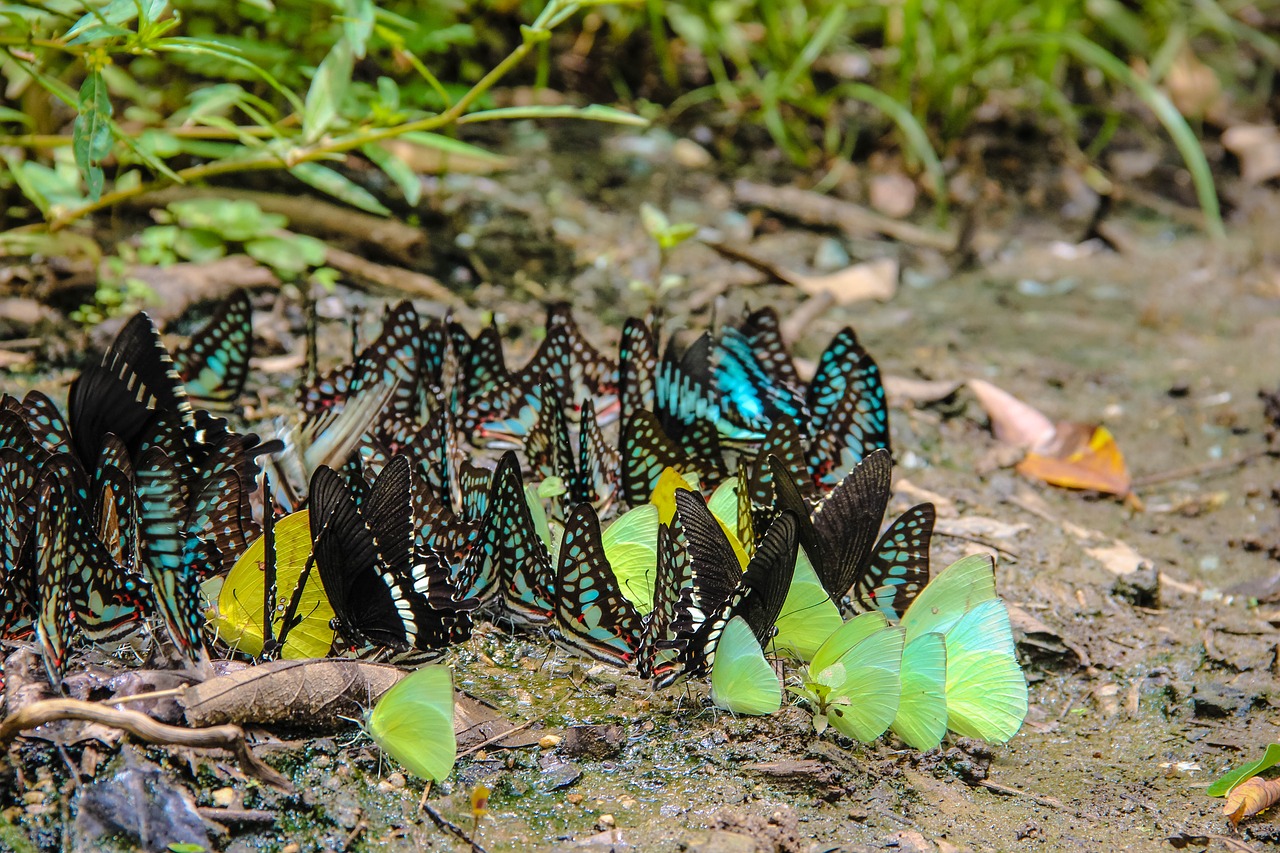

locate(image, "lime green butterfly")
[[365, 665, 457, 782], [600, 503, 659, 613], [899, 554, 1026, 744], [801, 612, 904, 742], [710, 616, 781, 716], [769, 547, 843, 663], [890, 632, 948, 750]]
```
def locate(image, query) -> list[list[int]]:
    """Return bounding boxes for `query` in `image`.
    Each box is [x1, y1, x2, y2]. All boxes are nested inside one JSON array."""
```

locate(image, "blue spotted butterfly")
[[174, 288, 253, 413], [805, 327, 890, 484], [553, 502, 644, 667]]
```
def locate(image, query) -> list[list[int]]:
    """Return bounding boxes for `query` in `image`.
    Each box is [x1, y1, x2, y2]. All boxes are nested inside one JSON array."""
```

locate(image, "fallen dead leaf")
[[791, 257, 898, 304], [968, 379, 1056, 451], [934, 516, 1030, 540], [1017, 424, 1132, 496], [885, 376, 962, 407], [1222, 124, 1280, 185], [893, 479, 957, 517], [1225, 775, 1280, 826], [1165, 46, 1223, 121], [1084, 540, 1150, 576]]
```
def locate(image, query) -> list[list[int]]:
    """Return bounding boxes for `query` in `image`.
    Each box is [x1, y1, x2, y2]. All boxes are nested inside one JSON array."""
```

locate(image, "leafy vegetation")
[[3, 0, 1275, 238]]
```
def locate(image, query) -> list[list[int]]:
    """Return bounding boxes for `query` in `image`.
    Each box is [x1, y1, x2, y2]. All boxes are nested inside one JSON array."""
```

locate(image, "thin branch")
[[0, 698, 291, 790]]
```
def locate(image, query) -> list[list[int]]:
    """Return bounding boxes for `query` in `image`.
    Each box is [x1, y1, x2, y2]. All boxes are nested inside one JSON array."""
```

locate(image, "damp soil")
[[4, 126, 1280, 853]]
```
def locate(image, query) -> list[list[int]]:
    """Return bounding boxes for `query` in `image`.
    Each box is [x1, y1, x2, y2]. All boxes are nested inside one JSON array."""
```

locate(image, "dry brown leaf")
[[1017, 425, 1132, 496], [968, 379, 1056, 451], [1084, 540, 1150, 576], [1166, 46, 1223, 121], [1225, 775, 1280, 826], [791, 257, 898, 304], [884, 376, 962, 407], [379, 138, 513, 175], [1222, 124, 1280, 185]]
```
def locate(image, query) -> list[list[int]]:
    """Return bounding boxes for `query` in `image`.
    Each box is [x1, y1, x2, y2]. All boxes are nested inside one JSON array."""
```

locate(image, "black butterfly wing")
[[671, 488, 743, 636], [487, 452, 555, 624], [620, 409, 686, 506], [19, 391, 73, 456], [806, 327, 889, 483], [731, 510, 799, 649], [806, 448, 893, 601], [577, 397, 619, 507], [554, 502, 643, 668], [310, 465, 418, 650], [644, 519, 693, 686], [741, 307, 802, 392], [69, 312, 195, 466], [0, 448, 40, 636], [618, 317, 657, 420], [175, 288, 252, 412], [856, 502, 935, 618]]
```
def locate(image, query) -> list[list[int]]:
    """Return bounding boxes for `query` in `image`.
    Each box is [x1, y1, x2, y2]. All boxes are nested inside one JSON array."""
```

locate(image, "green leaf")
[[457, 103, 648, 126], [173, 229, 226, 263], [343, 0, 375, 59], [290, 163, 390, 216], [245, 234, 327, 276], [168, 842, 206, 853], [399, 131, 508, 166], [303, 39, 353, 143], [657, 221, 698, 251], [639, 203, 668, 240], [361, 143, 421, 206], [65, 0, 168, 44], [0, 106, 32, 127], [1207, 744, 1280, 797], [72, 71, 114, 201]]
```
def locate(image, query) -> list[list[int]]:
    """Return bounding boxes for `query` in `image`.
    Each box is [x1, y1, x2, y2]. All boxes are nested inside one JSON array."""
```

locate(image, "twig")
[[102, 687, 187, 706], [978, 779, 1066, 811], [933, 530, 1022, 562], [421, 801, 489, 853], [1131, 450, 1263, 489], [733, 180, 955, 251], [458, 716, 542, 759], [0, 698, 290, 790], [196, 807, 277, 826], [323, 245, 461, 308]]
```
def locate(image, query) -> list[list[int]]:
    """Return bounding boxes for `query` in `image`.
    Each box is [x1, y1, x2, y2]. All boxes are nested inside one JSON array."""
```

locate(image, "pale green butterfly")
[[942, 598, 1026, 742], [900, 553, 998, 642], [365, 665, 457, 782], [890, 632, 948, 750], [810, 615, 904, 742], [601, 503, 660, 613], [710, 616, 782, 716], [770, 547, 843, 663]]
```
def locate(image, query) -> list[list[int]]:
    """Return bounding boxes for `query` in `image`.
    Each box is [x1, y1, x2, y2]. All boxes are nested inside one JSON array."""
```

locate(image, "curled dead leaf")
[[791, 257, 898, 305], [1017, 425, 1132, 497], [968, 379, 1056, 451], [1225, 775, 1280, 826]]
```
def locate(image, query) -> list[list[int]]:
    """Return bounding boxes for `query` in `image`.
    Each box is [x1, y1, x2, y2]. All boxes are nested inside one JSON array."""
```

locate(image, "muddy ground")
[[4, 126, 1280, 852]]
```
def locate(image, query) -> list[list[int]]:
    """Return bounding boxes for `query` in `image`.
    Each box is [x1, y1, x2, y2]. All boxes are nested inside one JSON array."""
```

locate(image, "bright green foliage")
[[710, 615, 781, 716], [365, 665, 457, 782], [1208, 744, 1280, 798]]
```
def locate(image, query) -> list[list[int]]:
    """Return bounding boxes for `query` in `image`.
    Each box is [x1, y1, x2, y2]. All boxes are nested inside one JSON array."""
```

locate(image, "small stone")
[[1112, 568, 1160, 608], [869, 172, 917, 218], [539, 761, 582, 791], [539, 734, 562, 749], [282, 844, 301, 853], [672, 138, 712, 169], [562, 725, 625, 760], [386, 772, 406, 789], [597, 814, 615, 830], [1193, 682, 1260, 718], [211, 787, 235, 808], [812, 238, 850, 272], [567, 793, 585, 805], [22, 791, 44, 805], [313, 755, 331, 769]]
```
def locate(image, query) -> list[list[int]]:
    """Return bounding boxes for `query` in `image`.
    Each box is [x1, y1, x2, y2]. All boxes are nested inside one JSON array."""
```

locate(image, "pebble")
[[539, 734, 562, 749], [672, 138, 712, 169], [597, 814, 616, 830], [282, 845, 301, 853], [812, 238, 850, 272], [211, 787, 236, 808]]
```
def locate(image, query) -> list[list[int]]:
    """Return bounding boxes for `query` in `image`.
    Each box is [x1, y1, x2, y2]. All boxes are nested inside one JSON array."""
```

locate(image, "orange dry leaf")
[[1225, 776, 1280, 826], [1017, 424, 1132, 497]]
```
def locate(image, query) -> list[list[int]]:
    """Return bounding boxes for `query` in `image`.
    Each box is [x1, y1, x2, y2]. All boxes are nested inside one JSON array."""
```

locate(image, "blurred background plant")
[[4, 0, 1277, 247]]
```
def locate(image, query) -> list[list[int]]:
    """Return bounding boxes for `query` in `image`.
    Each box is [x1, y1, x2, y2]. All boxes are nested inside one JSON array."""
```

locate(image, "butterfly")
[[309, 459, 472, 655], [711, 314, 808, 435], [12, 391, 73, 457], [769, 449, 935, 619], [617, 317, 657, 422], [768, 548, 843, 664], [35, 454, 147, 684], [365, 665, 456, 782], [656, 490, 799, 687], [619, 410, 721, 507], [637, 519, 690, 683], [709, 615, 781, 716], [805, 327, 890, 483], [450, 319, 509, 403], [553, 502, 644, 668], [890, 632, 948, 751], [458, 451, 555, 624], [134, 446, 209, 663], [805, 611, 904, 742], [174, 288, 253, 413], [527, 392, 619, 510], [0, 447, 41, 637], [899, 554, 1026, 744], [68, 311, 198, 468]]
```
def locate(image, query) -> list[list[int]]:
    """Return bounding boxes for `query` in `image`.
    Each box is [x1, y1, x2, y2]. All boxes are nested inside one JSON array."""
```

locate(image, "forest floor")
[[3, 124, 1280, 852]]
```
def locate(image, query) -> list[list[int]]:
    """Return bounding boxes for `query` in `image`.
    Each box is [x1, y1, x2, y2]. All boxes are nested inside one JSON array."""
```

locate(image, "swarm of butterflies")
[[0, 288, 1026, 751]]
